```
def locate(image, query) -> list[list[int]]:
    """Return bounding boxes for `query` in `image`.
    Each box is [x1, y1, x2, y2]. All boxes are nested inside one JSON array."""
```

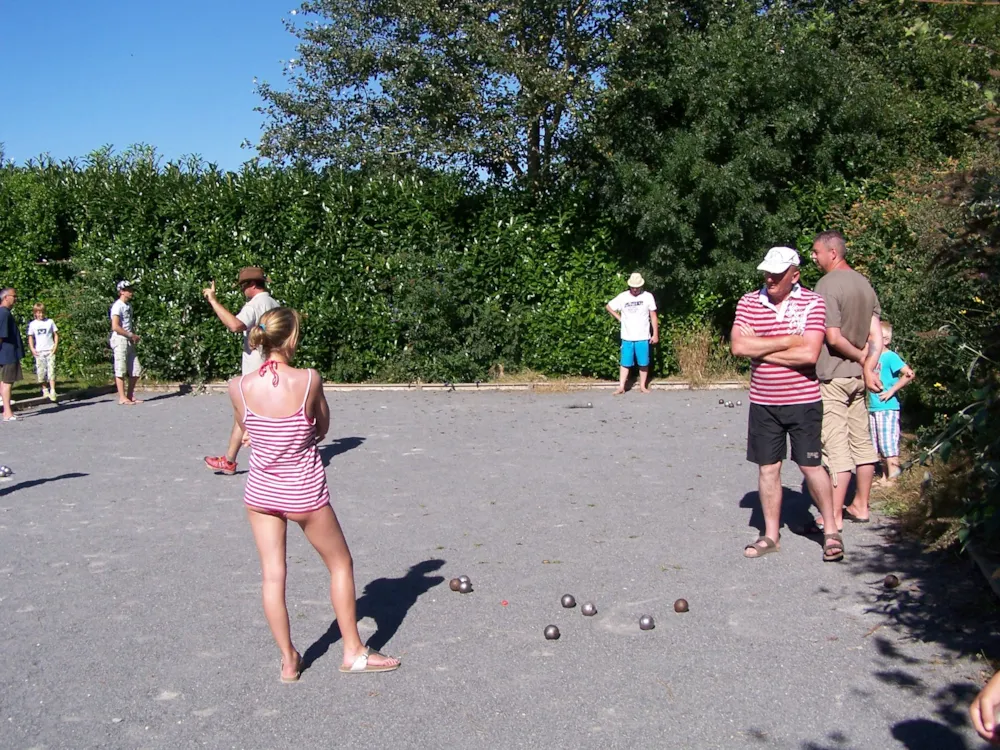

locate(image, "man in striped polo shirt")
[[731, 247, 842, 562]]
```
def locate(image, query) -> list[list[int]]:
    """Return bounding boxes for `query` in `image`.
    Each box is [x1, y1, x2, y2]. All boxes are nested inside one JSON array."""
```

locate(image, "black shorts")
[[747, 401, 823, 467]]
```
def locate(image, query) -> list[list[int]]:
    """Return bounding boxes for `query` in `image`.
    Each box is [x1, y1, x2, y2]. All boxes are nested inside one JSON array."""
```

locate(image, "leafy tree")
[[575, 0, 998, 321], [256, 0, 629, 186]]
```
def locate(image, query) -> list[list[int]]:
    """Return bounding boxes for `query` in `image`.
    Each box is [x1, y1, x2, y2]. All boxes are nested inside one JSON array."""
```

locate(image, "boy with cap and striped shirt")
[[202, 267, 280, 474]]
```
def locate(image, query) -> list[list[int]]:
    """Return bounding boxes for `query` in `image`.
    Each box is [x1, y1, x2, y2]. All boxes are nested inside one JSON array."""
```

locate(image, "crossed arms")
[[731, 313, 885, 390], [730, 324, 824, 367]]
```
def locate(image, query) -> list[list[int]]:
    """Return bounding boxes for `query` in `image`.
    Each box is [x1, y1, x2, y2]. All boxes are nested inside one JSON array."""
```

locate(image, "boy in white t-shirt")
[[606, 272, 659, 394], [110, 281, 142, 405], [27, 303, 59, 402]]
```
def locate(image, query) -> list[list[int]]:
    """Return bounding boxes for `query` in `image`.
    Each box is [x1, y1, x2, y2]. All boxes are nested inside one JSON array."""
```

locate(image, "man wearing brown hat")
[[201, 267, 280, 474]]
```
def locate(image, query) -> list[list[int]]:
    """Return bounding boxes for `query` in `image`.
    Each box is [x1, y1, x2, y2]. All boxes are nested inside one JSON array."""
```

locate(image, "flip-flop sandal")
[[280, 654, 302, 683], [744, 535, 780, 559], [339, 647, 400, 674], [823, 533, 845, 562], [843, 509, 871, 524]]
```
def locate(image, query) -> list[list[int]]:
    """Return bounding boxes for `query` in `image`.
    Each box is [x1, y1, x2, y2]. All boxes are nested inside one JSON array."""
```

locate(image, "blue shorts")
[[620, 340, 651, 367]]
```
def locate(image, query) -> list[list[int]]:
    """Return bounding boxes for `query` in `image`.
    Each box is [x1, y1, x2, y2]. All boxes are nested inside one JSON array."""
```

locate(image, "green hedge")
[[0, 150, 630, 382]]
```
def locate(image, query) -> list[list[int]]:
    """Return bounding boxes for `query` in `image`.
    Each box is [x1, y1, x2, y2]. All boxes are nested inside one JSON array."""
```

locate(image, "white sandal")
[[339, 647, 400, 674]]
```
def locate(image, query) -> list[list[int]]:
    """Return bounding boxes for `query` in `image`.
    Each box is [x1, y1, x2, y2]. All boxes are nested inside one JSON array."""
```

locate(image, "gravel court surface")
[[0, 388, 995, 749]]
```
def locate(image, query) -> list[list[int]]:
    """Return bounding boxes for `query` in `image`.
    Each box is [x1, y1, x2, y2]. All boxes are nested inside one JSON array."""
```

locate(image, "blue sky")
[[1, 0, 298, 171]]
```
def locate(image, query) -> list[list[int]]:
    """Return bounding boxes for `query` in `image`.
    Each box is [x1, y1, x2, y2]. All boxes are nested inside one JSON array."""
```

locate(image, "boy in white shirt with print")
[[606, 272, 659, 394], [27, 303, 59, 402]]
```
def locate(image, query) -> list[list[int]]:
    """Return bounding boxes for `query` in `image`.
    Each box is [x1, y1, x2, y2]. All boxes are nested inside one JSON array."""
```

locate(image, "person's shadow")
[[0, 472, 88, 497], [739, 486, 822, 544], [301, 558, 445, 671], [318, 437, 365, 467]]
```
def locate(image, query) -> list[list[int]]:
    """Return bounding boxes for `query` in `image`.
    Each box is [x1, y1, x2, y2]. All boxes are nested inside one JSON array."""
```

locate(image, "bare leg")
[[746, 462, 783, 557], [801, 465, 837, 540], [1, 381, 12, 419], [831, 471, 851, 529], [115, 376, 132, 405], [227, 418, 244, 462], [296, 506, 399, 669], [127, 375, 142, 403], [638, 366, 651, 393], [247, 509, 300, 680], [848, 463, 875, 519], [886, 456, 901, 480], [614, 366, 629, 395]]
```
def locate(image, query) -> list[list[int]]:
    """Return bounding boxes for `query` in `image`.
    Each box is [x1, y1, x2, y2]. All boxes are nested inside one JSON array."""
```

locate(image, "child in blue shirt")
[[868, 321, 915, 483]]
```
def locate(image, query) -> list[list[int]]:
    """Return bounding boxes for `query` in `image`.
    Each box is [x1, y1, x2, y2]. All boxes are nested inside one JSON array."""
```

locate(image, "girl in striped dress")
[[230, 308, 400, 681]]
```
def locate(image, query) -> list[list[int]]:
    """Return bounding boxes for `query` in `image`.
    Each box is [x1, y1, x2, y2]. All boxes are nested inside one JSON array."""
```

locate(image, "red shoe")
[[204, 455, 237, 475]]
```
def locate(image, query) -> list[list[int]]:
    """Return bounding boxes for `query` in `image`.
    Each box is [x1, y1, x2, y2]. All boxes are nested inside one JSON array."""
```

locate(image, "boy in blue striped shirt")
[[868, 321, 915, 483]]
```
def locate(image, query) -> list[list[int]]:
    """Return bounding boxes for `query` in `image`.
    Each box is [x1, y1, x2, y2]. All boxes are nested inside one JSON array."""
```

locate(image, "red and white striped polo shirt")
[[734, 284, 826, 406]]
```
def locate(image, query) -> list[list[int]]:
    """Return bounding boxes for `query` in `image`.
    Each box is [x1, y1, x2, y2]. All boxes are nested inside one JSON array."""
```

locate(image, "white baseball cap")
[[757, 247, 801, 274]]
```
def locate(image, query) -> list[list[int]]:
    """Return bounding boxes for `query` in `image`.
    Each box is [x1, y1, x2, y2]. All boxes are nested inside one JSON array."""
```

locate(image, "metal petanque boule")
[[560, 594, 576, 608], [673, 598, 689, 613], [544, 625, 561, 640], [458, 580, 473, 594], [639, 615, 655, 630], [458, 575, 471, 584], [884, 574, 900, 589], [581, 602, 597, 617], [449, 578, 461, 591]]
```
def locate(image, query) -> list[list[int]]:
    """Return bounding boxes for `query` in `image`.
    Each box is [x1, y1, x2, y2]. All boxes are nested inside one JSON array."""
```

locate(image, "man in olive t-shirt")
[[811, 230, 884, 529]]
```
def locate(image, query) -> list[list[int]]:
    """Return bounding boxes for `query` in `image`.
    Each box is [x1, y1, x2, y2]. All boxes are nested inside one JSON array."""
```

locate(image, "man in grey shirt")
[[811, 231, 884, 530], [202, 267, 280, 475]]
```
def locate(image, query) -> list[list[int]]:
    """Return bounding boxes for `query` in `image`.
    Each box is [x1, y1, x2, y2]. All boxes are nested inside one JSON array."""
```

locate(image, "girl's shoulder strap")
[[300, 368, 313, 411]]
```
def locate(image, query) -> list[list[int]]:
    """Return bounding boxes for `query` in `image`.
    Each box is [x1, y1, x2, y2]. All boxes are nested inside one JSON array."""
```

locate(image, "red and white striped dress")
[[240, 365, 330, 515]]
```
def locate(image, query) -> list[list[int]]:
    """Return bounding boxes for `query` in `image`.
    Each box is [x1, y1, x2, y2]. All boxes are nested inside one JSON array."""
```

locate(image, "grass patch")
[[11, 374, 108, 401], [871, 440, 972, 552], [668, 322, 747, 385], [486, 364, 608, 391]]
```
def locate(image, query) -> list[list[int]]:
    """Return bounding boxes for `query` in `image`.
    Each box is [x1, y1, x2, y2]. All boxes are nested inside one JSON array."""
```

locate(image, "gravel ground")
[[0, 388, 996, 750]]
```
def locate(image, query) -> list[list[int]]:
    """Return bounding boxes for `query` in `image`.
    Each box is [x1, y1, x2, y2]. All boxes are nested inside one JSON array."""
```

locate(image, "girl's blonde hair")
[[247, 308, 301, 360], [33, 303, 45, 314]]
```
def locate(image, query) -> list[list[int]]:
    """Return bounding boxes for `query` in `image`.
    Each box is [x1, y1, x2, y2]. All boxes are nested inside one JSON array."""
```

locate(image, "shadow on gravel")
[[800, 682, 977, 749], [301, 558, 445, 672], [803, 712, 974, 750], [739, 489, 822, 544], [890, 717, 972, 750], [827, 521, 999, 747], [0, 472, 88, 497], [141, 385, 193, 403], [29, 397, 114, 417], [318, 437, 365, 466], [842, 527, 1000, 663]]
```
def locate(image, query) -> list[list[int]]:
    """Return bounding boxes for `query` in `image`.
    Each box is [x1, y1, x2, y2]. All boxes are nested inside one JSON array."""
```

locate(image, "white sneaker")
[[41, 388, 49, 399], [49, 392, 57, 402]]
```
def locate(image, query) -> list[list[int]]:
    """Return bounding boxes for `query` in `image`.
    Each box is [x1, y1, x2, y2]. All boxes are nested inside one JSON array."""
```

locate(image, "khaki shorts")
[[35, 351, 55, 382], [821, 377, 878, 474], [113, 339, 142, 378], [1, 362, 22, 384]]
